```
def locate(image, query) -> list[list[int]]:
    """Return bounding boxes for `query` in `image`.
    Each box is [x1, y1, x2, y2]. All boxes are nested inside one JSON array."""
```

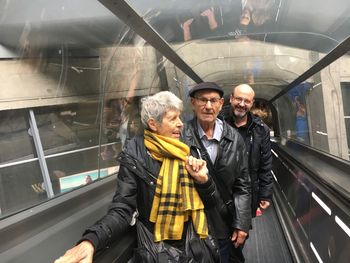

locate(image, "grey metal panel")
[[0, 175, 134, 263], [272, 142, 350, 263]]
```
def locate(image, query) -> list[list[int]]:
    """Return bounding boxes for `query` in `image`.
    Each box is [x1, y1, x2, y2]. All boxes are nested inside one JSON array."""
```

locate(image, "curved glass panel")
[[0, 0, 188, 217], [0, 161, 43, 218], [1, 0, 349, 218], [0, 109, 34, 164], [173, 41, 312, 99], [274, 54, 350, 162], [126, 0, 350, 52], [124, 0, 350, 99]]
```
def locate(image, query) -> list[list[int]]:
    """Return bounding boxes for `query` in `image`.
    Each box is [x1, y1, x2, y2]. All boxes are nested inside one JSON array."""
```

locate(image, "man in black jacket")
[[222, 84, 273, 217], [182, 82, 252, 263]]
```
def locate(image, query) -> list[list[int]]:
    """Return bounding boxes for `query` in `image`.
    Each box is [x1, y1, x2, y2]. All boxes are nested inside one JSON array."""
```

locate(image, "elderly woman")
[[55, 91, 218, 263]]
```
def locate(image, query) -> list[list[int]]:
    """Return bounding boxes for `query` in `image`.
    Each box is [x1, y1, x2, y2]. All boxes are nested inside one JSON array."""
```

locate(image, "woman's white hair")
[[140, 91, 183, 128]]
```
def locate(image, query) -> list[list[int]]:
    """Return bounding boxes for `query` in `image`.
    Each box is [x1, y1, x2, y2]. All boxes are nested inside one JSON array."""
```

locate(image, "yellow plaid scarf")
[[144, 129, 208, 242]]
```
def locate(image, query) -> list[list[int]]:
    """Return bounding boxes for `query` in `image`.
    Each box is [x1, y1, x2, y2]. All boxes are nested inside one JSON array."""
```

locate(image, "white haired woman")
[[55, 91, 219, 263]]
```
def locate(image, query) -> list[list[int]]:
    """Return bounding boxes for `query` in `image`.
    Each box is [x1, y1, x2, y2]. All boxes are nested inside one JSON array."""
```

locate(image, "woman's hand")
[[54, 241, 94, 263], [185, 156, 208, 184]]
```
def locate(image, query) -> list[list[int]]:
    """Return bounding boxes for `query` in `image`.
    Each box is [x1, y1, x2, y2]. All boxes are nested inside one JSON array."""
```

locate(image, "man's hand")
[[185, 156, 208, 184], [259, 200, 270, 210], [54, 241, 94, 263], [231, 229, 248, 248]]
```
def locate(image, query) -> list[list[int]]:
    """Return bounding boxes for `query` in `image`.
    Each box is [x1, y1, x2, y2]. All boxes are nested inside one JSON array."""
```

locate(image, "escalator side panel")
[[272, 144, 350, 263]]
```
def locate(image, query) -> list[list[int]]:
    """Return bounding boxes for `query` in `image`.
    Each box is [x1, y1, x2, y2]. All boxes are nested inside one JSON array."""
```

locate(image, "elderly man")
[[182, 82, 251, 263]]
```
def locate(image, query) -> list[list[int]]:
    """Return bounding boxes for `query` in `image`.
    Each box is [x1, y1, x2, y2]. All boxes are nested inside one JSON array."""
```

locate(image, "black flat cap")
[[189, 82, 224, 98]]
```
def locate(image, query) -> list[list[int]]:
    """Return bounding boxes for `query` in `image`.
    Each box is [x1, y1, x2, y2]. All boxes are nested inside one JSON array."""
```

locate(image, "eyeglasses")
[[232, 96, 253, 105], [194, 97, 222, 106]]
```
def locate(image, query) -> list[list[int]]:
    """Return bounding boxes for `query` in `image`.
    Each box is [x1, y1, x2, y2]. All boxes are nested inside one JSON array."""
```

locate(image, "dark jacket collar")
[[121, 135, 160, 176], [225, 108, 263, 131], [183, 117, 236, 148]]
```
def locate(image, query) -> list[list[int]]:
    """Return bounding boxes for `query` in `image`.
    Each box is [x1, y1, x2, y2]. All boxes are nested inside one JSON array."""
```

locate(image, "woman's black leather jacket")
[[80, 135, 217, 251]]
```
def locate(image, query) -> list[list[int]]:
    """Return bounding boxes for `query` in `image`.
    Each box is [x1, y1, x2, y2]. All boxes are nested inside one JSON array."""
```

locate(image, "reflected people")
[[154, 0, 279, 43], [178, 2, 219, 41], [221, 0, 278, 40], [85, 175, 93, 185], [54, 91, 220, 263], [101, 97, 142, 161], [294, 95, 307, 141]]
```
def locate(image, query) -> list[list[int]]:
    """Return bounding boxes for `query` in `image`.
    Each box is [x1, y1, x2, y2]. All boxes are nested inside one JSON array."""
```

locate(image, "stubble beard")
[[233, 108, 248, 119]]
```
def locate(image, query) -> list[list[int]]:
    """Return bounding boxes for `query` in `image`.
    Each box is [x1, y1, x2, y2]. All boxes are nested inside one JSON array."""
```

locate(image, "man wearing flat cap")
[[182, 82, 252, 263]]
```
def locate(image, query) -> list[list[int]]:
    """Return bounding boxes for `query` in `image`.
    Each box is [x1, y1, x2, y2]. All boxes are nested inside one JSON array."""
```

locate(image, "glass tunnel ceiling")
[[125, 0, 350, 52], [122, 0, 350, 100], [1, 0, 350, 100]]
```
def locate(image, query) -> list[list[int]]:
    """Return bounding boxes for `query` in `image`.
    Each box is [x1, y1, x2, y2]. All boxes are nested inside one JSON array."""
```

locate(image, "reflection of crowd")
[[243, 0, 276, 26], [101, 48, 143, 162], [293, 95, 308, 141], [287, 84, 310, 142], [179, 5, 219, 41], [85, 175, 93, 184], [226, 0, 277, 40], [163, 0, 278, 42], [101, 97, 142, 161]]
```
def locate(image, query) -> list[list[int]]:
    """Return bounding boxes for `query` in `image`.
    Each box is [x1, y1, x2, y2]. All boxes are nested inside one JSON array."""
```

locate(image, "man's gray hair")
[[140, 91, 183, 128]]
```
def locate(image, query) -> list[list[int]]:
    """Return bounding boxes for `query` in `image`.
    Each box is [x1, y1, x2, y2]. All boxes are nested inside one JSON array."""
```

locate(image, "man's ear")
[[147, 118, 158, 132], [190, 97, 196, 108], [229, 94, 233, 104]]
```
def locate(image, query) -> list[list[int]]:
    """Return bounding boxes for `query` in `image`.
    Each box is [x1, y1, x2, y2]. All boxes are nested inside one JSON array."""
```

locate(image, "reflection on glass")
[[35, 104, 100, 155], [275, 55, 350, 162], [101, 97, 142, 162], [125, 0, 349, 75], [128, 0, 281, 43], [341, 82, 350, 159], [101, 42, 146, 154], [46, 148, 116, 195], [0, 0, 166, 219], [0, 110, 34, 164], [287, 83, 310, 143], [58, 169, 109, 193], [0, 161, 44, 218], [276, 86, 311, 146], [179, 5, 219, 42]]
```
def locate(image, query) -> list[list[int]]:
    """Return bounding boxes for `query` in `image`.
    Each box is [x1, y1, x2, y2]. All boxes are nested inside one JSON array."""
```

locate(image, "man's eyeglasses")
[[194, 97, 222, 106], [232, 96, 253, 105]]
